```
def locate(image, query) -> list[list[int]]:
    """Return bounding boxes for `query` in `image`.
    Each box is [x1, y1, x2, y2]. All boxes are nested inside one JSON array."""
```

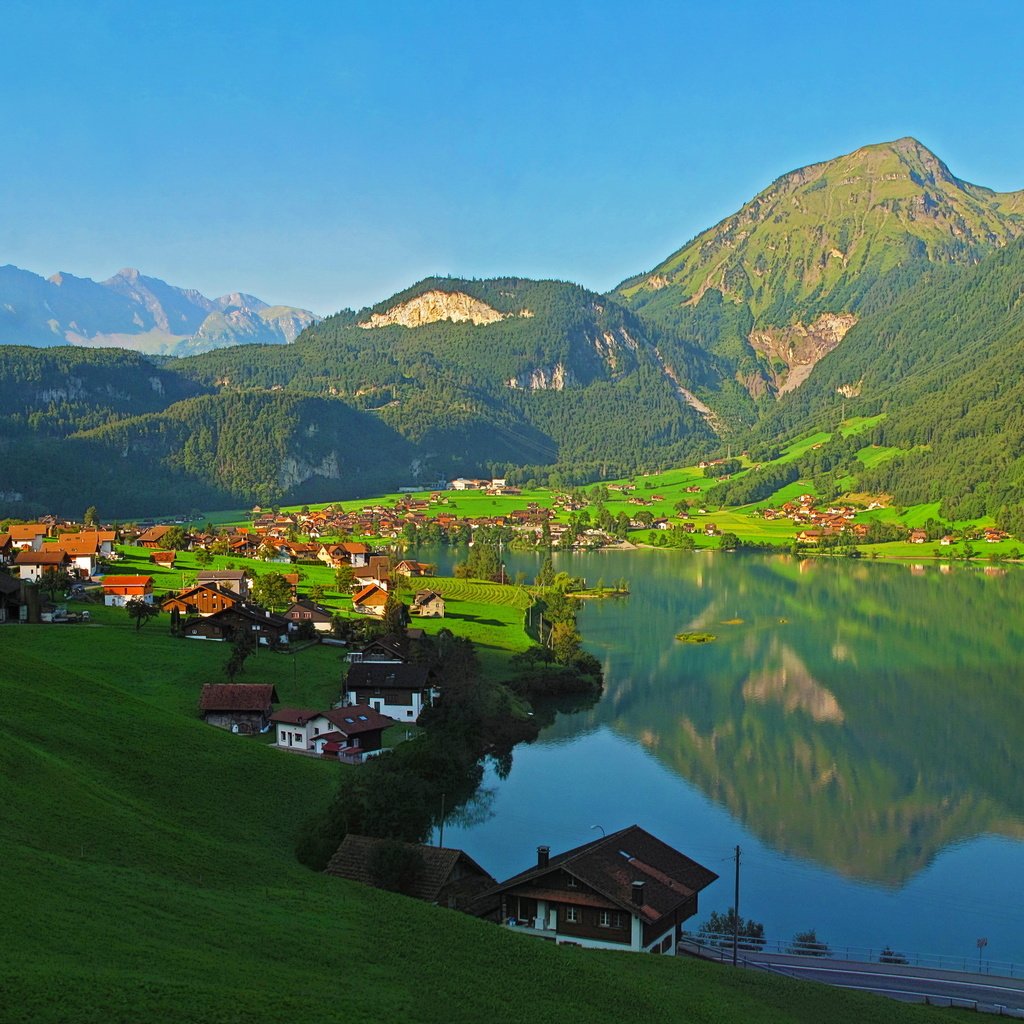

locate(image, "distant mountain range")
[[2, 137, 1024, 520], [0, 265, 319, 355]]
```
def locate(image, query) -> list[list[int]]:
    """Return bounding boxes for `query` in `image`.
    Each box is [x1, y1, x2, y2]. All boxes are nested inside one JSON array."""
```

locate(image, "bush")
[[787, 929, 831, 957]]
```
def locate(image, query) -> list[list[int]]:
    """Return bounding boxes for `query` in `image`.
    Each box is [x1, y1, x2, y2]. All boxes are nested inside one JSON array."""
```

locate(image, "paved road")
[[679, 941, 1024, 1014]]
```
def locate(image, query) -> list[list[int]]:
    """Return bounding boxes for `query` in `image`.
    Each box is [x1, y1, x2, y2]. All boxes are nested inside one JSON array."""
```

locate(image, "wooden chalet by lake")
[[326, 835, 497, 910], [482, 825, 718, 954]]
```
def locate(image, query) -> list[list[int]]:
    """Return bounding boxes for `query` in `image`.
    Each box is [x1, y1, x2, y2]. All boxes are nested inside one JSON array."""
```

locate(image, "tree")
[[381, 593, 410, 635], [83, 505, 99, 527], [787, 929, 831, 957], [126, 597, 160, 631], [698, 909, 766, 951], [194, 548, 213, 567], [549, 621, 582, 665], [251, 572, 293, 612], [161, 526, 191, 551], [719, 532, 740, 550], [309, 583, 326, 603], [225, 631, 255, 681], [40, 567, 73, 602], [334, 564, 355, 592]]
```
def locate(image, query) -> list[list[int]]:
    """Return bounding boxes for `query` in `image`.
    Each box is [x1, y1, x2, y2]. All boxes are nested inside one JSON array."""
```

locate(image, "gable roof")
[[15, 550, 70, 566], [8, 524, 46, 541], [197, 570, 247, 582], [54, 535, 99, 556], [346, 663, 430, 691], [199, 683, 279, 711], [322, 704, 394, 734], [352, 582, 388, 606], [325, 835, 495, 903], [100, 575, 153, 588], [487, 825, 718, 925], [269, 706, 320, 725]]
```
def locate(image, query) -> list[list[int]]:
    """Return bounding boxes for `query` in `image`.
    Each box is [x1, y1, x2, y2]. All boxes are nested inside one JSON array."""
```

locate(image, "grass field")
[[0, 619, 973, 1023]]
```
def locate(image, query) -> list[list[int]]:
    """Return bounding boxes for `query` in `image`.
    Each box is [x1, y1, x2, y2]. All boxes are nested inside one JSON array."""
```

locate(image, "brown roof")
[[15, 550, 70, 566], [346, 663, 430, 691], [325, 835, 495, 903], [138, 525, 173, 543], [269, 706, 319, 725], [487, 825, 718, 925], [198, 683, 279, 712], [322, 705, 394, 735]]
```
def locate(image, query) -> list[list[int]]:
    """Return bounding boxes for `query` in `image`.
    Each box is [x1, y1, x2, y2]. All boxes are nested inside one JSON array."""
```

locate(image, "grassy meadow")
[[1, 614, 975, 1023]]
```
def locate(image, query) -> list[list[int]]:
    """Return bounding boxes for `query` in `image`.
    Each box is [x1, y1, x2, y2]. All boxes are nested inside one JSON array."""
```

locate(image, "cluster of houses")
[[322, 824, 719, 956], [197, 628, 439, 745]]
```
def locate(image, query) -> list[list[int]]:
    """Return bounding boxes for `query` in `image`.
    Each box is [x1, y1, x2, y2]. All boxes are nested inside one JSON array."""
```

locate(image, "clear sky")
[[3, 0, 1023, 315]]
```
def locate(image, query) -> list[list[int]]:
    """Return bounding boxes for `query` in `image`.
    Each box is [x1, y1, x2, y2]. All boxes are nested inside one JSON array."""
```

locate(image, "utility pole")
[[438, 792, 446, 848], [732, 844, 741, 966]]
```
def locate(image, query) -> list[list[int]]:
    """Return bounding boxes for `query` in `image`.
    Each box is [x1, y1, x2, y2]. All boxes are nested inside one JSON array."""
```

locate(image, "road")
[[678, 940, 1024, 1015]]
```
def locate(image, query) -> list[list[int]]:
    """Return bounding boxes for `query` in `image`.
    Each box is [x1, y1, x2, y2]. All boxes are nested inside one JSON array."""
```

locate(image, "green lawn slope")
[[1, 618, 971, 1022]]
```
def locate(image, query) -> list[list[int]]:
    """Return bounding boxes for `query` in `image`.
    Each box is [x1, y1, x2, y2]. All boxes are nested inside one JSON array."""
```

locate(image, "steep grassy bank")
[[0, 619, 972, 1023]]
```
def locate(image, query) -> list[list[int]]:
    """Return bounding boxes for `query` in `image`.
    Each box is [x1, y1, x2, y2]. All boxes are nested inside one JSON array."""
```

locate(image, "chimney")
[[631, 880, 645, 906], [537, 845, 550, 868]]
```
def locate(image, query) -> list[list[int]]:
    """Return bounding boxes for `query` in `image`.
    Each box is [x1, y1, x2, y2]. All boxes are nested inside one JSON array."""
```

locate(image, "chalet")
[[161, 584, 239, 617], [270, 704, 392, 760], [8, 524, 46, 551], [15, 549, 71, 583], [352, 582, 389, 616], [198, 683, 279, 733], [196, 569, 249, 598], [326, 835, 497, 910], [51, 534, 99, 577], [347, 632, 415, 664], [481, 825, 718, 954], [344, 663, 435, 721], [102, 575, 154, 606], [183, 603, 289, 645], [150, 550, 176, 568], [0, 533, 14, 565], [909, 529, 928, 544], [137, 525, 175, 548], [393, 559, 434, 578], [284, 598, 334, 632], [940, 535, 955, 546], [411, 590, 445, 618]]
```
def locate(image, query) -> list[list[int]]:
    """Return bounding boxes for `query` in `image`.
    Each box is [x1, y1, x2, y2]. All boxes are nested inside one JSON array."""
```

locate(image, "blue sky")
[[3, 0, 1023, 314]]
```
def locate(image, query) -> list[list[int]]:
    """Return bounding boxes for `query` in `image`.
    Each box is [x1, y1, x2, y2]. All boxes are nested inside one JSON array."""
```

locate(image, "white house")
[[343, 663, 436, 721]]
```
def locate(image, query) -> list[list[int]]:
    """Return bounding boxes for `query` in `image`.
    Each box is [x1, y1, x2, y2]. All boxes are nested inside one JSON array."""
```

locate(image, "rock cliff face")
[[748, 312, 859, 396], [507, 363, 571, 390], [358, 290, 525, 329]]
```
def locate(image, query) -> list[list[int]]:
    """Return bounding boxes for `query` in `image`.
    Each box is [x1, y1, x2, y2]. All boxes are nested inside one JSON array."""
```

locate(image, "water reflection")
[[507, 551, 1024, 885]]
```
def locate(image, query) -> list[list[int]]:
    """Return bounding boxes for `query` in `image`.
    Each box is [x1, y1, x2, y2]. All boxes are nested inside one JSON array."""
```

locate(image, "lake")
[[438, 549, 1024, 967]]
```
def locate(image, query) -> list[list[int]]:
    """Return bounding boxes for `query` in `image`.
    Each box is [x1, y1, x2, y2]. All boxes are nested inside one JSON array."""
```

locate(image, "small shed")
[[199, 683, 279, 733]]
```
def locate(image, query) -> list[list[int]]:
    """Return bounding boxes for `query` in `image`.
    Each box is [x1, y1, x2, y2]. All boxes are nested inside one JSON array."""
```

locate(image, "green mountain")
[[617, 137, 1024, 405], [5, 139, 1024, 520], [0, 279, 716, 516]]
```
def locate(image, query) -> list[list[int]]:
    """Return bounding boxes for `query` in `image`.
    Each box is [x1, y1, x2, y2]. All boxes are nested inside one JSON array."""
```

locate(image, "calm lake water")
[[438, 549, 1024, 966]]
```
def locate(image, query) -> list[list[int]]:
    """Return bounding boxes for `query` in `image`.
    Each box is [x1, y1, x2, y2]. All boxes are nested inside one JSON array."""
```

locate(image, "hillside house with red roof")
[[270, 704, 392, 761], [102, 576, 154, 606]]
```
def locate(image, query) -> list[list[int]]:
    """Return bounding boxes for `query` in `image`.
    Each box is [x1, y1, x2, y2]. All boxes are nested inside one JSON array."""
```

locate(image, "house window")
[[313, 727, 320, 735], [566, 875, 578, 888], [599, 911, 611, 928], [406, 709, 413, 717], [566, 907, 578, 923]]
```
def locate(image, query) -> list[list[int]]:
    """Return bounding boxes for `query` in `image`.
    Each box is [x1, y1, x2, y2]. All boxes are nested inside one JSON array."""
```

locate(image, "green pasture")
[[0, 620, 972, 1022]]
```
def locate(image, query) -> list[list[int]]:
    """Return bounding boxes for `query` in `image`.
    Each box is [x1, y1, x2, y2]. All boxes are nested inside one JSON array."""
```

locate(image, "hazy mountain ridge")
[[0, 265, 319, 355]]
